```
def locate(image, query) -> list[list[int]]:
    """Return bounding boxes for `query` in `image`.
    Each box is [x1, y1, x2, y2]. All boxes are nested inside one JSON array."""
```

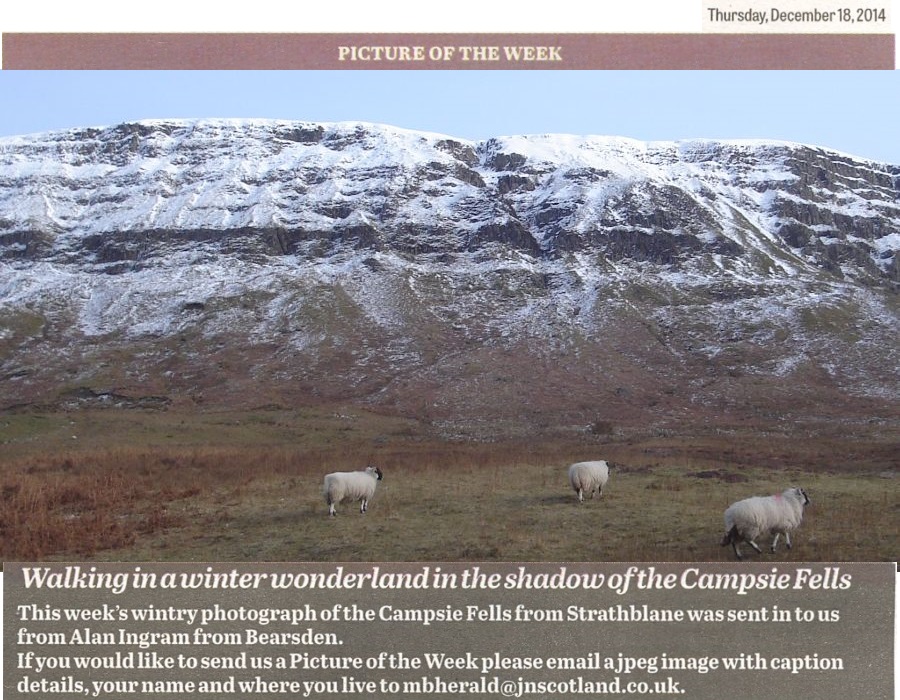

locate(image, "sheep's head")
[[790, 486, 810, 506], [367, 465, 384, 481]]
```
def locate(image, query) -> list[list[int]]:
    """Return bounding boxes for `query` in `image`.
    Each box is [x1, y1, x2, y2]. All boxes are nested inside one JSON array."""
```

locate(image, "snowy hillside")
[[0, 119, 897, 434], [1, 119, 897, 279]]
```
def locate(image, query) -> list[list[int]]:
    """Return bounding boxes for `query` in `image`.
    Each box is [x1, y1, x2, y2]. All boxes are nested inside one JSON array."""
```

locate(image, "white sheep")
[[721, 486, 811, 559], [568, 461, 610, 503], [323, 465, 384, 516]]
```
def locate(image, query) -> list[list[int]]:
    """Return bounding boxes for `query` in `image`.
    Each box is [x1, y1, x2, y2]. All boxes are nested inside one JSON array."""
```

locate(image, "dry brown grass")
[[1, 449, 199, 559], [1, 407, 896, 563]]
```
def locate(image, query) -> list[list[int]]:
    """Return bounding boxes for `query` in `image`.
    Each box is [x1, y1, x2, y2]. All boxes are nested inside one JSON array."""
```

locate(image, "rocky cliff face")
[[0, 120, 897, 435]]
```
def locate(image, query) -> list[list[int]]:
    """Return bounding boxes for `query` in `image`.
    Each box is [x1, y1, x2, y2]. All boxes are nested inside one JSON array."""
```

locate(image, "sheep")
[[568, 460, 610, 503], [721, 486, 810, 559], [323, 465, 384, 516]]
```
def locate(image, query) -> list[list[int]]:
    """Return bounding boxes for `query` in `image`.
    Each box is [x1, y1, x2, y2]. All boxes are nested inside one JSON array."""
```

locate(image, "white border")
[[3, 2, 697, 33]]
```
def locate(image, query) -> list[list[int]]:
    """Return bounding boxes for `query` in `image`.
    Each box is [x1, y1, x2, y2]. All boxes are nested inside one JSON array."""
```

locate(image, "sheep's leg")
[[360, 498, 367, 514], [328, 502, 337, 517], [577, 488, 584, 503], [784, 532, 792, 549], [725, 527, 753, 560], [747, 539, 763, 555], [771, 533, 781, 552]]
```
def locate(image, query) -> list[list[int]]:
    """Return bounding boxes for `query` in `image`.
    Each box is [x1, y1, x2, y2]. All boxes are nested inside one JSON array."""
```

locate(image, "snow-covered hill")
[[0, 119, 897, 434], [2, 119, 897, 278]]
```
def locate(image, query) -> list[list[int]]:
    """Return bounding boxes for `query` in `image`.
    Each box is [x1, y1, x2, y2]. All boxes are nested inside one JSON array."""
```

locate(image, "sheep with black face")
[[323, 465, 384, 516], [721, 486, 811, 559]]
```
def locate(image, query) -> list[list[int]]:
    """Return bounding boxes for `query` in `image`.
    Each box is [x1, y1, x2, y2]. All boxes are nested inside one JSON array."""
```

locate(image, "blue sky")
[[2, 70, 899, 163]]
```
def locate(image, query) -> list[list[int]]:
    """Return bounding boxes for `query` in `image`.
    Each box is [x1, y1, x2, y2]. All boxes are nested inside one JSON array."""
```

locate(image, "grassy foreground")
[[0, 406, 895, 562]]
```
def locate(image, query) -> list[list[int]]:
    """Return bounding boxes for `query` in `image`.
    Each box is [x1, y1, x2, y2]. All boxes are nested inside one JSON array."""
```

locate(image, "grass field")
[[0, 406, 896, 563]]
